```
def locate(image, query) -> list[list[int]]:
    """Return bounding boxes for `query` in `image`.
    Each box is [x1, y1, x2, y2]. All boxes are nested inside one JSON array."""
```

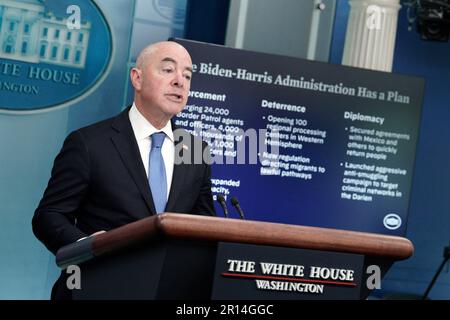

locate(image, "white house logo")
[[152, 0, 186, 24], [0, 0, 112, 111], [222, 259, 357, 296], [383, 213, 402, 230]]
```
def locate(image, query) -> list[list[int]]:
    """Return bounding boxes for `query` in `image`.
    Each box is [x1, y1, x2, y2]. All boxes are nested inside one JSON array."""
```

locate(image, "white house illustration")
[[0, 0, 90, 68]]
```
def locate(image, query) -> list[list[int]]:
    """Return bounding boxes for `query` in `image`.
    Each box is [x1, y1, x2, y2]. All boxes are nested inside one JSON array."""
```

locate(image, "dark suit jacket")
[[32, 107, 215, 298]]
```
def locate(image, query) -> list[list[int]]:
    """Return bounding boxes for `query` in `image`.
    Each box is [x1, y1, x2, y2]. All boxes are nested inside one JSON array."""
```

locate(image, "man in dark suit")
[[32, 41, 215, 299]]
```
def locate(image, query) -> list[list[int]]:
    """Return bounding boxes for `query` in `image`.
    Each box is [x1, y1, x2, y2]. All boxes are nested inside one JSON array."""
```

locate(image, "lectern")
[[56, 213, 413, 300]]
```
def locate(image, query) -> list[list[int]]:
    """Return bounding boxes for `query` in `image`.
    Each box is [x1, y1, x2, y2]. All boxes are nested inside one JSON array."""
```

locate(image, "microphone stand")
[[422, 246, 450, 300], [216, 194, 229, 218], [231, 197, 245, 220]]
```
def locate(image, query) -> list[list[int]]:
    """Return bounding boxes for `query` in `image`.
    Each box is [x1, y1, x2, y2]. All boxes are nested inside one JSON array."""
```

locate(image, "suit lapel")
[[110, 108, 156, 215], [166, 127, 189, 212]]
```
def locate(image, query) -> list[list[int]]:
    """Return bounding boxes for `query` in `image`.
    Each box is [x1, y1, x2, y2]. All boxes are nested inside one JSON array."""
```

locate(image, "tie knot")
[[151, 132, 166, 149]]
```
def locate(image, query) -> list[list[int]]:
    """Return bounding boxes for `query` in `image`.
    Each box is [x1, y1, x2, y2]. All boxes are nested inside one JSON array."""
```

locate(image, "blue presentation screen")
[[174, 39, 424, 236]]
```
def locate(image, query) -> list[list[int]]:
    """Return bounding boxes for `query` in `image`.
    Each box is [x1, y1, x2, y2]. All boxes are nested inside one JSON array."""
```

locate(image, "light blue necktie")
[[148, 132, 167, 214]]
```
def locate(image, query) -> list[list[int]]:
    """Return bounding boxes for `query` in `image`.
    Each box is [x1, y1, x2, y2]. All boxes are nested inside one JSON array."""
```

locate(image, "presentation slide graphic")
[[174, 39, 424, 236]]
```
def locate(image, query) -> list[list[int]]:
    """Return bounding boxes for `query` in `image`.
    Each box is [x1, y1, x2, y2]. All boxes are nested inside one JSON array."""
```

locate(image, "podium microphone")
[[216, 194, 229, 218], [231, 197, 245, 219]]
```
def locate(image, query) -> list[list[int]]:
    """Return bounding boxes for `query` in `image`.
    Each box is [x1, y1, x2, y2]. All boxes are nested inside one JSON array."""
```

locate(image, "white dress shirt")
[[129, 103, 174, 200]]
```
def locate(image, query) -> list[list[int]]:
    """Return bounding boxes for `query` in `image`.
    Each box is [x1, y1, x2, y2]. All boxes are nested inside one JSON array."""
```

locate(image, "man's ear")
[[130, 68, 142, 90]]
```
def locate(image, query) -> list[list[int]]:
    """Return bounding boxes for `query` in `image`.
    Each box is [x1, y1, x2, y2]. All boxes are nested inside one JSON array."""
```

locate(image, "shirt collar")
[[129, 103, 174, 142]]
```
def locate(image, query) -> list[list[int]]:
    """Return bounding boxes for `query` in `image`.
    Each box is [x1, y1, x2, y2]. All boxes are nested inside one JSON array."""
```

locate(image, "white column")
[[342, 0, 401, 72], [225, 0, 249, 49]]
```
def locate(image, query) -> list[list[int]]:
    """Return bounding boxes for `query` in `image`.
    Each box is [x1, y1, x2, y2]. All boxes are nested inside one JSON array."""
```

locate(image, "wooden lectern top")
[[57, 213, 413, 268]]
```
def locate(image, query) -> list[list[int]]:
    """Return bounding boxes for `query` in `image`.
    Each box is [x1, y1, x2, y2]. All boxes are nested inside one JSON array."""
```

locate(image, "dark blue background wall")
[[185, 0, 230, 44], [331, 0, 450, 299]]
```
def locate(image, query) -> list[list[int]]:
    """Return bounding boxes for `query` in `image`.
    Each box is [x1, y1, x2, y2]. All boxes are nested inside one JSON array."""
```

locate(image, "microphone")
[[231, 197, 245, 219], [216, 194, 229, 218]]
